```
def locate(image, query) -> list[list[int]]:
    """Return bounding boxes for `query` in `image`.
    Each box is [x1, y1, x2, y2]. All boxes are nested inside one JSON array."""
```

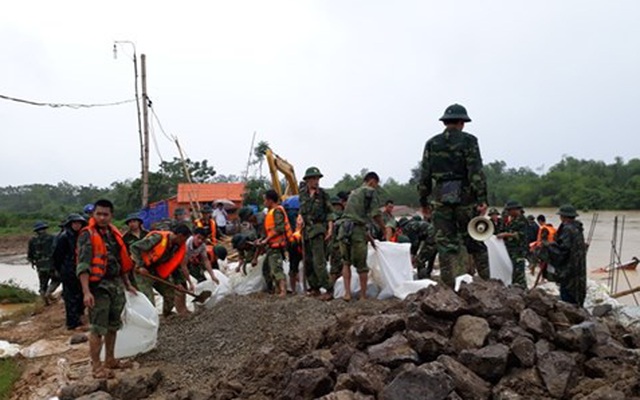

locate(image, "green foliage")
[[243, 177, 270, 206], [0, 281, 37, 303], [0, 358, 21, 400]]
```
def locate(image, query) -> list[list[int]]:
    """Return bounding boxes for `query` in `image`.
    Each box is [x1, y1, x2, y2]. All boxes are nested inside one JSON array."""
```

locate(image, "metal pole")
[[141, 54, 150, 207]]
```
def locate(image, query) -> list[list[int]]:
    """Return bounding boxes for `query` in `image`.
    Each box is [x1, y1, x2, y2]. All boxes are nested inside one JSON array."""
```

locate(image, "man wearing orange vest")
[[257, 189, 292, 298], [195, 204, 218, 245], [129, 224, 192, 317], [76, 199, 137, 379]]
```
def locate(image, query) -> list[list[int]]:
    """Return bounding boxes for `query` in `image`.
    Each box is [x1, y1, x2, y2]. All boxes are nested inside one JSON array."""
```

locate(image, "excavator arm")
[[265, 148, 299, 199]]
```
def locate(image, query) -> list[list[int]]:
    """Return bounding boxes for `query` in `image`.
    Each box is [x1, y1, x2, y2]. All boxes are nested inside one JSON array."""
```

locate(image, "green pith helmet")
[[411, 215, 423, 221], [64, 213, 87, 227], [557, 204, 579, 218], [488, 208, 500, 216], [504, 200, 523, 210], [125, 213, 143, 224], [214, 245, 228, 260], [202, 204, 214, 214], [33, 221, 49, 232], [439, 103, 472, 122], [330, 196, 342, 205], [398, 217, 409, 228], [303, 166, 323, 180]]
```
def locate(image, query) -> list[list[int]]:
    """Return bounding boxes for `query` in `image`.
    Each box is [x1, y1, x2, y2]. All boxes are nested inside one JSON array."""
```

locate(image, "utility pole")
[[141, 54, 150, 208]]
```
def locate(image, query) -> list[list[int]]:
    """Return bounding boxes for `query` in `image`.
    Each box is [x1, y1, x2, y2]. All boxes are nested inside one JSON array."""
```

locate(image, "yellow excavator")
[[265, 148, 299, 200]]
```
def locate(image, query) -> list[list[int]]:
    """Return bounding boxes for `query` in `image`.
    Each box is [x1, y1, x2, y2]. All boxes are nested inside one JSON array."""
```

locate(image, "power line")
[[148, 104, 176, 142], [0, 93, 135, 109], [148, 113, 165, 163]]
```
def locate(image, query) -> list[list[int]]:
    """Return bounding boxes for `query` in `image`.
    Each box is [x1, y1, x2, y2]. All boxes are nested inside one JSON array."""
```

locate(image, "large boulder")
[[406, 330, 451, 360], [59, 380, 108, 400], [349, 314, 406, 347], [510, 336, 536, 368], [367, 333, 419, 368], [519, 308, 555, 339], [458, 344, 510, 382], [536, 351, 578, 398], [555, 321, 597, 352], [524, 289, 556, 317], [405, 311, 453, 337], [317, 390, 374, 400], [458, 280, 513, 318], [381, 362, 454, 400], [492, 368, 549, 399], [347, 352, 390, 395], [418, 285, 470, 317], [451, 315, 490, 352], [438, 355, 491, 400], [107, 367, 163, 400]]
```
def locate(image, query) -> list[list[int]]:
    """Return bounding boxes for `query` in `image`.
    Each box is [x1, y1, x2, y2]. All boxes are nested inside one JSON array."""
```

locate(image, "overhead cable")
[[0, 93, 135, 109]]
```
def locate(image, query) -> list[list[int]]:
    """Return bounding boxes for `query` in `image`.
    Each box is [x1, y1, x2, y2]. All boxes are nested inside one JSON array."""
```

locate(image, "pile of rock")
[[212, 279, 640, 400]]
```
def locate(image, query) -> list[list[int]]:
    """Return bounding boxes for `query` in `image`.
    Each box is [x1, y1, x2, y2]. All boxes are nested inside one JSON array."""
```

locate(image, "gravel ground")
[[141, 292, 399, 393]]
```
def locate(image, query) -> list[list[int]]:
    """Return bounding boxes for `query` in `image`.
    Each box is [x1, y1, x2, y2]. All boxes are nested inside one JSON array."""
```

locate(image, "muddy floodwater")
[[1, 209, 639, 304]]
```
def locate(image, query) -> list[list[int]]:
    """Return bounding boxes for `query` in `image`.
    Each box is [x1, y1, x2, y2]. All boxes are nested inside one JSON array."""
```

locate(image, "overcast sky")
[[1, 1, 638, 188]]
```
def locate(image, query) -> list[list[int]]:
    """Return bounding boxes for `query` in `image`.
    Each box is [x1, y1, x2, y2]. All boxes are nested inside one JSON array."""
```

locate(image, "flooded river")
[[1, 209, 639, 306]]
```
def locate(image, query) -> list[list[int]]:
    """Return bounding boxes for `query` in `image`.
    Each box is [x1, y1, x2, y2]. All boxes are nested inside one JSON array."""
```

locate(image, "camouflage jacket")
[[299, 186, 334, 238], [501, 214, 528, 258], [343, 184, 381, 226], [418, 128, 487, 207], [28, 232, 55, 271]]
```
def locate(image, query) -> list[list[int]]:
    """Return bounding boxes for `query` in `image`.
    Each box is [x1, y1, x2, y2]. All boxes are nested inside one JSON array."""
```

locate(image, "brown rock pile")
[[209, 279, 640, 400]]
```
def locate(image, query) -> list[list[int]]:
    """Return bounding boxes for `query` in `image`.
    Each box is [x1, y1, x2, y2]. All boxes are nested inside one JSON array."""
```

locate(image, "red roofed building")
[[166, 182, 245, 218]]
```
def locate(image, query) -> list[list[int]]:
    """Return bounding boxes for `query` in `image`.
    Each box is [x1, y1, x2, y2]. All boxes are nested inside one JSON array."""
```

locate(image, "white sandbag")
[[486, 236, 513, 285], [232, 262, 267, 295], [454, 274, 474, 292], [369, 241, 413, 299], [197, 270, 232, 309], [333, 266, 379, 299], [0, 340, 21, 358], [100, 292, 158, 360], [393, 279, 438, 300]]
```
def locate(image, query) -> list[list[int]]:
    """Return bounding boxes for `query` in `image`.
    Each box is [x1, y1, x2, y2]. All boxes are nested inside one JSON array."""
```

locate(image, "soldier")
[[76, 199, 137, 378], [53, 214, 87, 330], [257, 189, 292, 298], [418, 104, 489, 288], [543, 205, 586, 306], [338, 172, 388, 301], [496, 200, 528, 287], [129, 224, 193, 316], [122, 213, 148, 250], [488, 208, 503, 232], [195, 205, 218, 245], [232, 232, 258, 275], [183, 227, 219, 284], [299, 167, 334, 299], [328, 196, 345, 286], [28, 221, 58, 304], [410, 215, 438, 279]]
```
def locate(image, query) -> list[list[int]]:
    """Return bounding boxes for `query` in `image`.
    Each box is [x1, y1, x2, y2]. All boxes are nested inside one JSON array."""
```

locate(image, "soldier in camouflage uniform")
[[258, 189, 290, 298], [496, 200, 528, 287], [543, 205, 586, 306], [488, 207, 503, 232], [418, 104, 489, 288], [339, 172, 388, 300], [232, 232, 258, 275], [76, 199, 137, 378], [28, 221, 58, 304], [328, 195, 346, 286], [299, 167, 334, 299]]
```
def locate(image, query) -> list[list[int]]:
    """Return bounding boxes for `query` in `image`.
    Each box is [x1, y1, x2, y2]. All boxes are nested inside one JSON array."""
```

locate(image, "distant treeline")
[[0, 156, 638, 232]]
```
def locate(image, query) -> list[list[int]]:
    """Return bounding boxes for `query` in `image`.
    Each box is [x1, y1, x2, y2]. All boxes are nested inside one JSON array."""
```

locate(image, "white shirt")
[[186, 236, 207, 260], [213, 208, 228, 227]]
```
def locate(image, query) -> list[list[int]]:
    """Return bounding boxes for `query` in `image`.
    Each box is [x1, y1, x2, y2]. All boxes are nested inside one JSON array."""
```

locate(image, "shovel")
[[138, 271, 212, 303]]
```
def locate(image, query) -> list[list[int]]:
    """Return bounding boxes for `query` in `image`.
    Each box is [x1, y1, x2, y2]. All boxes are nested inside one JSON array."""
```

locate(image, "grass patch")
[[0, 281, 38, 304], [0, 358, 21, 400]]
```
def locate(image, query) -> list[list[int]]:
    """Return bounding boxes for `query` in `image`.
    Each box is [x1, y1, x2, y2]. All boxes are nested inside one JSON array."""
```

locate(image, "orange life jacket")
[[141, 231, 187, 279], [79, 218, 133, 283], [537, 223, 556, 243], [264, 205, 293, 249], [196, 218, 217, 244]]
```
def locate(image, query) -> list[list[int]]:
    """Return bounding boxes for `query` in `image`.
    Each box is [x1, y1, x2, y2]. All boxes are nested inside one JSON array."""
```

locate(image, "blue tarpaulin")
[[282, 195, 300, 210], [139, 200, 169, 230]]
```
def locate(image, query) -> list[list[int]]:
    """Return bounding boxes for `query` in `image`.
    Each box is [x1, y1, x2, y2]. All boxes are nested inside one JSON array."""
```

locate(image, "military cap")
[[174, 208, 186, 216], [64, 213, 86, 227], [238, 206, 254, 221], [303, 166, 323, 180], [439, 103, 472, 122], [411, 215, 423, 221], [557, 204, 579, 218], [504, 200, 523, 210], [201, 204, 214, 214], [232, 233, 247, 249], [527, 215, 535, 221], [125, 213, 143, 224], [33, 221, 49, 232], [337, 191, 350, 202], [488, 207, 500, 216], [214, 245, 228, 260], [83, 203, 95, 214], [398, 217, 409, 228], [330, 196, 342, 205]]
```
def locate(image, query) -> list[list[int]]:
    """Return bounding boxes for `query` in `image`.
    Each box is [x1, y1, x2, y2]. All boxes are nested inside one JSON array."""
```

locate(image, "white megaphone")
[[467, 216, 495, 241]]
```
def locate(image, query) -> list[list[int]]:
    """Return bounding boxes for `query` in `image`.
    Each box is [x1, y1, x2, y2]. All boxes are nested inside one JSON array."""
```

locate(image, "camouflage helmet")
[[557, 204, 579, 218], [125, 212, 143, 224], [330, 196, 342, 205], [64, 213, 87, 227], [33, 221, 49, 232], [439, 103, 472, 122], [303, 166, 323, 180], [504, 200, 523, 210], [201, 204, 214, 214], [488, 207, 500, 216]]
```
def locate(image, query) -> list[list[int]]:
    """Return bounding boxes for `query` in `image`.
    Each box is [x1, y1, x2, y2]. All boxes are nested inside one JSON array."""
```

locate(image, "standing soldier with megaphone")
[[418, 104, 489, 288]]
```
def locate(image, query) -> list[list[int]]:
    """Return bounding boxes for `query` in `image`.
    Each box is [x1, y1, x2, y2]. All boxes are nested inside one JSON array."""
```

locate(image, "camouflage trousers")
[[329, 240, 342, 277], [304, 235, 330, 291], [136, 274, 175, 317], [37, 269, 60, 297], [433, 204, 489, 288], [88, 279, 125, 336], [510, 255, 527, 288], [265, 247, 285, 282], [414, 240, 437, 279]]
